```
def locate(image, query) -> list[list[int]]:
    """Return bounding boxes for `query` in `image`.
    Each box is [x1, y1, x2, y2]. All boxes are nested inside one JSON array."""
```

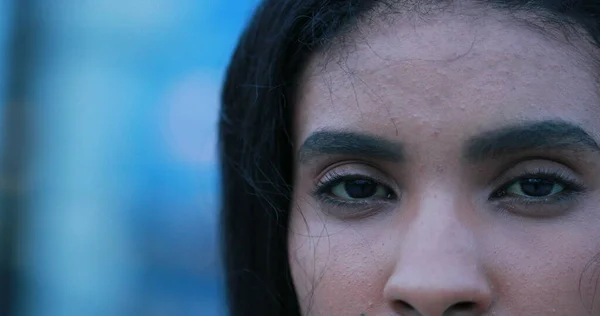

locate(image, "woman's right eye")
[[325, 177, 395, 201]]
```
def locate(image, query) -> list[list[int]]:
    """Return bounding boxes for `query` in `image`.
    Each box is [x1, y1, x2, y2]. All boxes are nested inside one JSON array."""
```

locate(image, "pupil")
[[345, 179, 378, 198], [520, 179, 554, 197]]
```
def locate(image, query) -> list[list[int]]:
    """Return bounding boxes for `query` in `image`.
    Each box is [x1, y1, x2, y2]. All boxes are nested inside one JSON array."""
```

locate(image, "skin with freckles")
[[288, 9, 600, 316]]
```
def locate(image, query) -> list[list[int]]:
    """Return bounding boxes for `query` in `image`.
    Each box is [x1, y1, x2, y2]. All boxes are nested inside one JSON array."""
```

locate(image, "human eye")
[[489, 167, 586, 217], [498, 177, 566, 198], [317, 174, 395, 201], [312, 166, 398, 218]]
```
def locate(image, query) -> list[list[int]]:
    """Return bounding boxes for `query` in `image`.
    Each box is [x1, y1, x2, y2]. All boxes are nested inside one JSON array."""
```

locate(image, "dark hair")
[[219, 0, 600, 315]]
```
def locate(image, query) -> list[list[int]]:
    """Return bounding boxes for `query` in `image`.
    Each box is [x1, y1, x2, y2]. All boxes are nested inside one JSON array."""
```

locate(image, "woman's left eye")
[[500, 178, 565, 198]]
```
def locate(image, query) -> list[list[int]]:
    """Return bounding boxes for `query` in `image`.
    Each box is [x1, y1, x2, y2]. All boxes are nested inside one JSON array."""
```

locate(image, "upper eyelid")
[[495, 168, 581, 187], [500, 171, 571, 184], [316, 173, 390, 191], [317, 170, 396, 189], [315, 161, 394, 182], [485, 158, 582, 185], [499, 172, 584, 191], [489, 155, 586, 179]]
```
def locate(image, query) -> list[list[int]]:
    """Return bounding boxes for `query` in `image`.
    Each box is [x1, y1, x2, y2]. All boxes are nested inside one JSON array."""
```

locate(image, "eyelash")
[[490, 168, 586, 202], [312, 168, 586, 210], [312, 172, 397, 207]]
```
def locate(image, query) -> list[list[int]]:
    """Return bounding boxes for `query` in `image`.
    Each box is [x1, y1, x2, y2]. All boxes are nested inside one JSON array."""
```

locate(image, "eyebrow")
[[297, 130, 404, 164], [464, 120, 600, 162]]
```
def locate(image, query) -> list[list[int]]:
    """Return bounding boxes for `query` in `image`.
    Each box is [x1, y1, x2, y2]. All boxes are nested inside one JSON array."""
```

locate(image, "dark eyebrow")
[[297, 130, 404, 164], [464, 120, 600, 162]]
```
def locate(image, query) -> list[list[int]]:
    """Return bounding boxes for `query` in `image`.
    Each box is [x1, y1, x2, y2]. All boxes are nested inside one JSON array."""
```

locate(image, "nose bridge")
[[399, 192, 480, 282], [383, 189, 492, 315], [405, 190, 476, 262]]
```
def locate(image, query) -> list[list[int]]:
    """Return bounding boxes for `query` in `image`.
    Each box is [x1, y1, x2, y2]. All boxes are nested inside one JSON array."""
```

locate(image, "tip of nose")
[[384, 270, 493, 315]]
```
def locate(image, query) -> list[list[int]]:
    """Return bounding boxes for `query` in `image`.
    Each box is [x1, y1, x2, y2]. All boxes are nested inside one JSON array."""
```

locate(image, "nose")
[[383, 199, 492, 315]]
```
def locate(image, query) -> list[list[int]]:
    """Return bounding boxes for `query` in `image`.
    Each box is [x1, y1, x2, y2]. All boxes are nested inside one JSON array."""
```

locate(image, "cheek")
[[483, 216, 600, 314], [288, 206, 390, 315]]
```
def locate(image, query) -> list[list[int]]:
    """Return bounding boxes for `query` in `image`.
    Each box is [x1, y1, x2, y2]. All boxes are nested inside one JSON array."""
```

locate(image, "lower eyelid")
[[499, 192, 579, 203], [492, 195, 582, 217], [490, 188, 583, 216], [315, 194, 395, 219]]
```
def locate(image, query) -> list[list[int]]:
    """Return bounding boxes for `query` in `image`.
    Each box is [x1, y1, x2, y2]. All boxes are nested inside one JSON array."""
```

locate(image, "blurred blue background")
[[0, 0, 260, 315]]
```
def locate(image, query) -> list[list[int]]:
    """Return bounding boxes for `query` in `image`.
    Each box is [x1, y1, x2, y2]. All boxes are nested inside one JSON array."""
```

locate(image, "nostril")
[[449, 301, 477, 311], [393, 300, 417, 312]]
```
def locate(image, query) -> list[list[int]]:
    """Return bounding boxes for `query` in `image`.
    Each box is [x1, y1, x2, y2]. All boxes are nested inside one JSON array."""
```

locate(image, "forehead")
[[294, 13, 600, 145]]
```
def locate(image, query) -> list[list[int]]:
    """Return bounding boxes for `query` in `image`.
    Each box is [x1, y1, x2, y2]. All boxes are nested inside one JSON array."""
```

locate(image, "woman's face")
[[288, 12, 600, 316]]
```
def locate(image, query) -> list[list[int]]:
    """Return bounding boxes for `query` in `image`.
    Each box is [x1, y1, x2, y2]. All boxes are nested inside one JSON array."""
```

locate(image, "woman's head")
[[220, 0, 600, 315]]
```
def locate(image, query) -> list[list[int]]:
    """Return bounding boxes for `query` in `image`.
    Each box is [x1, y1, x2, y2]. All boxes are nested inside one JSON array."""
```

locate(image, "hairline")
[[293, 1, 600, 155], [304, 0, 600, 83]]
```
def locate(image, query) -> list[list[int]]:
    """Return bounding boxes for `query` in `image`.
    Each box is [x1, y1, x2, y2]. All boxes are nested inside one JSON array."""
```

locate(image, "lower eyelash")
[[315, 193, 371, 207], [313, 191, 391, 219]]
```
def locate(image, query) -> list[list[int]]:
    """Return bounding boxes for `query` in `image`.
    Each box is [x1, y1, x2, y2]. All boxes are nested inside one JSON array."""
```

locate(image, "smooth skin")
[[288, 9, 600, 316]]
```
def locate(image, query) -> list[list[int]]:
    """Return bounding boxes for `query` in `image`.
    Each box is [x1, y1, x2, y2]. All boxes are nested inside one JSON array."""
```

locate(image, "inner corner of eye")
[[490, 188, 506, 199]]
